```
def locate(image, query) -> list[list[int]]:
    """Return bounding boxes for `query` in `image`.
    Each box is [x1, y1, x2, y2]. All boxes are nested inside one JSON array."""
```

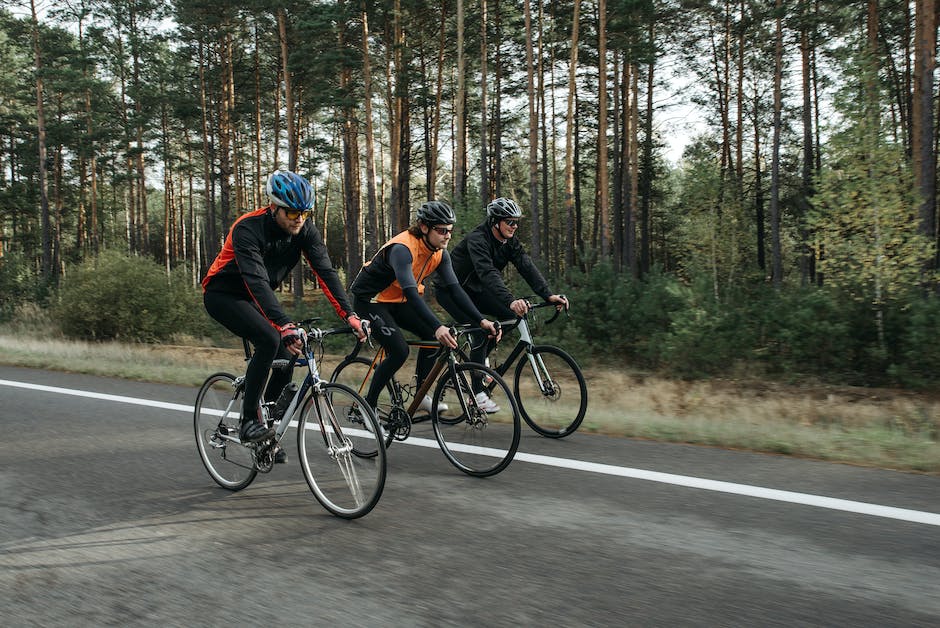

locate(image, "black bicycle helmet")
[[416, 200, 456, 225], [486, 197, 523, 220], [266, 169, 315, 211]]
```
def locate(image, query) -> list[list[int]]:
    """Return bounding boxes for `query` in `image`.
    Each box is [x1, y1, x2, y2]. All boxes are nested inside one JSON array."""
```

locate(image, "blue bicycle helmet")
[[416, 200, 456, 225], [266, 169, 315, 210]]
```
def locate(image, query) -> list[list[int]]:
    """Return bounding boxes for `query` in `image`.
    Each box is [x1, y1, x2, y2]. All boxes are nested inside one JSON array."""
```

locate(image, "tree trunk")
[[455, 0, 467, 206], [563, 0, 581, 269], [253, 23, 263, 209], [386, 3, 401, 232], [361, 0, 379, 255], [479, 0, 489, 205], [800, 0, 815, 284], [640, 26, 654, 276], [539, 0, 552, 273], [218, 31, 235, 234], [596, 0, 609, 259], [524, 0, 541, 264], [29, 0, 52, 279], [493, 0, 503, 197], [130, 7, 148, 254], [339, 6, 363, 274], [913, 0, 937, 263], [769, 0, 784, 286], [198, 38, 217, 256], [278, 8, 303, 304], [736, 0, 745, 185], [429, 5, 446, 199], [753, 85, 766, 273]]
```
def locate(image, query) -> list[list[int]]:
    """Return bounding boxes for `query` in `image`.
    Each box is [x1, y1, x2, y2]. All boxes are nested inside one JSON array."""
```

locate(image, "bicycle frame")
[[219, 325, 358, 449], [345, 337, 468, 419], [485, 306, 561, 398]]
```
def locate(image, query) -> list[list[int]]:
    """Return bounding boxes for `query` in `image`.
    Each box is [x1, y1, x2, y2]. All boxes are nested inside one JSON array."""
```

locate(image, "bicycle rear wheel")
[[330, 357, 396, 449], [513, 345, 587, 438], [194, 372, 257, 491], [432, 362, 520, 477], [297, 382, 386, 519]]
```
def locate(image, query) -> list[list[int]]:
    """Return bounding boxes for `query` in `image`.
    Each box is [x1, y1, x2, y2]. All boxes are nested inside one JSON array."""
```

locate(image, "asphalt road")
[[2, 364, 939, 627]]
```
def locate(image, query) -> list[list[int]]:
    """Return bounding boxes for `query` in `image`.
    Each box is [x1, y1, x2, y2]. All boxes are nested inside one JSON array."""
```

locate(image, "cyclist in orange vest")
[[349, 200, 500, 413]]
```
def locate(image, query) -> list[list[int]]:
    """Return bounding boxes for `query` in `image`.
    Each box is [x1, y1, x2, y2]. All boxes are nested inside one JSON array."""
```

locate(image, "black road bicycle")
[[193, 319, 386, 519], [330, 325, 521, 477], [478, 299, 587, 438]]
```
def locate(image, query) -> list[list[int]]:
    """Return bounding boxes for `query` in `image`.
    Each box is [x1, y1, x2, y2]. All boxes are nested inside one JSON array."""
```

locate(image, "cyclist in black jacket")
[[202, 169, 365, 448], [435, 197, 568, 412]]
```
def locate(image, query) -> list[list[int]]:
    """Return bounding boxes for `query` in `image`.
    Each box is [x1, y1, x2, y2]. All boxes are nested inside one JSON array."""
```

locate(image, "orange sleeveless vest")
[[372, 230, 443, 303]]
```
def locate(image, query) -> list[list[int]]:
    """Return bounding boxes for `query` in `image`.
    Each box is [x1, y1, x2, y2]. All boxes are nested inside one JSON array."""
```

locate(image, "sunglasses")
[[283, 209, 313, 220], [503, 219, 520, 227], [431, 226, 454, 235]]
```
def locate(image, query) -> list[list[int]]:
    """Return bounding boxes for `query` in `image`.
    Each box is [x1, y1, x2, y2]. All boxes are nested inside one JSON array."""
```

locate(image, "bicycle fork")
[[517, 320, 557, 398]]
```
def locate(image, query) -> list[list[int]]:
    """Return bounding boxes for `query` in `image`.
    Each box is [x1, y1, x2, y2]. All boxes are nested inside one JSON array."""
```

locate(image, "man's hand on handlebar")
[[480, 319, 502, 343], [347, 313, 368, 342], [434, 324, 458, 349], [509, 298, 530, 317], [279, 322, 304, 356], [548, 294, 569, 311]]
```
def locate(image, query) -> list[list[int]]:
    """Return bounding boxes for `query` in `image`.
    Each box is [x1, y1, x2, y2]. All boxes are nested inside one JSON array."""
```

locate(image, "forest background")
[[2, 0, 940, 404]]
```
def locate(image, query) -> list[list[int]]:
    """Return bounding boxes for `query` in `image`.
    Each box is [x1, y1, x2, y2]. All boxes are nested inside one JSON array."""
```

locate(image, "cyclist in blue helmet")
[[202, 168, 366, 457]]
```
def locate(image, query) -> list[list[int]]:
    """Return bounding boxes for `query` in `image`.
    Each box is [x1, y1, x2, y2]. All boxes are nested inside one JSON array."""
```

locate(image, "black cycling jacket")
[[201, 206, 354, 327], [439, 221, 552, 306]]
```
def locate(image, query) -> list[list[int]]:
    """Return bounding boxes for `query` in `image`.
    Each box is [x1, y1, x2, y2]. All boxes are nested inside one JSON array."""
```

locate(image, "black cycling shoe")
[[274, 447, 287, 464], [239, 419, 274, 443]]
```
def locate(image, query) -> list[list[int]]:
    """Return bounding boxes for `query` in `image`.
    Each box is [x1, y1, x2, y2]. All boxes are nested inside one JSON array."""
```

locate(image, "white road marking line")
[[4, 378, 939, 526]]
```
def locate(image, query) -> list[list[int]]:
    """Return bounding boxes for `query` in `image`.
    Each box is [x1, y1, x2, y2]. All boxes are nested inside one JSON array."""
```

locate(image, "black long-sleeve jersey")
[[201, 206, 354, 327], [437, 221, 552, 306]]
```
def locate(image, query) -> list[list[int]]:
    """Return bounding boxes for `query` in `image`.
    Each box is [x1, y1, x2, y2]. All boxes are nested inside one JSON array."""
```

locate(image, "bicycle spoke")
[[297, 383, 386, 519], [514, 345, 587, 438], [432, 362, 520, 477], [194, 373, 257, 490]]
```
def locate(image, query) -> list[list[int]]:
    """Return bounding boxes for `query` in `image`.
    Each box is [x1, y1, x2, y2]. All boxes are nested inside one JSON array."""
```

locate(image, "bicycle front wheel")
[[432, 362, 520, 477], [297, 382, 387, 519], [194, 372, 257, 491], [513, 345, 587, 438]]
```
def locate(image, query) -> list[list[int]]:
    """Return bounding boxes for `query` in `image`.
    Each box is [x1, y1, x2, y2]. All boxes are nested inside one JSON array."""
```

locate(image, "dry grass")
[[581, 369, 940, 472], [2, 332, 939, 473]]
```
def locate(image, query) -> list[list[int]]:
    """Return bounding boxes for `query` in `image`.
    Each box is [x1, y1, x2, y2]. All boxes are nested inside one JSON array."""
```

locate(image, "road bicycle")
[[193, 319, 386, 519], [477, 298, 587, 438], [330, 325, 521, 477]]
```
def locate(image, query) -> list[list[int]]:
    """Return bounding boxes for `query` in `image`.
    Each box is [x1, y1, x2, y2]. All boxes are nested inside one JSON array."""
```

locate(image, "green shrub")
[[889, 295, 940, 388], [748, 285, 858, 378], [54, 250, 210, 342], [565, 264, 689, 368], [0, 251, 49, 320]]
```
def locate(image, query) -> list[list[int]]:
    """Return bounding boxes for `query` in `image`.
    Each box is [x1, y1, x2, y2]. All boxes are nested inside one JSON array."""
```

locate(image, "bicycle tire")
[[297, 382, 387, 519], [330, 357, 397, 450], [193, 372, 258, 491], [513, 345, 587, 438], [432, 362, 520, 477]]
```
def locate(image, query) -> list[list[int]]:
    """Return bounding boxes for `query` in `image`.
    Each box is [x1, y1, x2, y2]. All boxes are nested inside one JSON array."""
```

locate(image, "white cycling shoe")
[[474, 391, 501, 413], [418, 394, 449, 413]]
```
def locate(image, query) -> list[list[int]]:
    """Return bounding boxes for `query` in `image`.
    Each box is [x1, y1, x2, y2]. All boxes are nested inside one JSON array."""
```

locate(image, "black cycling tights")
[[204, 290, 293, 421], [353, 298, 438, 408]]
